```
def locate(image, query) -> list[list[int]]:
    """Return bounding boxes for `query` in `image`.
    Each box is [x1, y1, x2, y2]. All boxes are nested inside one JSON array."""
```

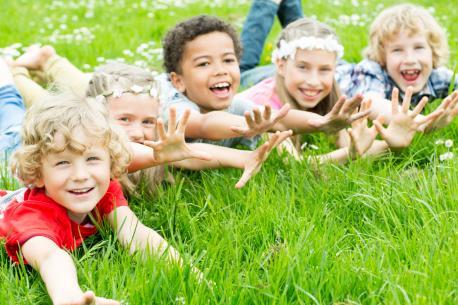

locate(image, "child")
[[236, 17, 441, 159], [0, 58, 25, 159], [11, 53, 291, 190], [159, 15, 371, 148], [336, 3, 458, 130], [0, 92, 193, 305]]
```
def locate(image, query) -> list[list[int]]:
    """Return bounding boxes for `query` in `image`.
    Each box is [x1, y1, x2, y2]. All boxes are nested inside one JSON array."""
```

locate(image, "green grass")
[[1, 0, 457, 304]]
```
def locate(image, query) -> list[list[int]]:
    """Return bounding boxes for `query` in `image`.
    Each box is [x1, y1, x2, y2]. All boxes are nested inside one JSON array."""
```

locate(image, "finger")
[[272, 103, 290, 123], [82, 291, 96, 305], [244, 111, 255, 128], [168, 107, 177, 134], [330, 95, 346, 115], [253, 108, 262, 124], [156, 118, 167, 140], [343, 94, 363, 114], [410, 96, 429, 118], [230, 126, 247, 135], [391, 87, 399, 114], [347, 128, 359, 154], [416, 109, 444, 125], [263, 105, 272, 121], [373, 120, 388, 139], [177, 108, 190, 133], [401, 86, 413, 113], [349, 109, 371, 123]]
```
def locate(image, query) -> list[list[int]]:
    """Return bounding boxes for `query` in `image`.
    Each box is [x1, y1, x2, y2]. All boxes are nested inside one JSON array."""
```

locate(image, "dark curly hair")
[[162, 15, 242, 74]]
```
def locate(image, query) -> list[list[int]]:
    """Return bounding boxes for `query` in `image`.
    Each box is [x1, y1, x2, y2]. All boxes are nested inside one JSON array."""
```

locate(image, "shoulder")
[[228, 97, 256, 115], [236, 77, 276, 107]]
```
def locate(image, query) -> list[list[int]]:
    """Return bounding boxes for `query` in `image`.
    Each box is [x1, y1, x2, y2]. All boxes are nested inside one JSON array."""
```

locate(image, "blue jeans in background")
[[0, 85, 25, 160], [240, 0, 303, 73]]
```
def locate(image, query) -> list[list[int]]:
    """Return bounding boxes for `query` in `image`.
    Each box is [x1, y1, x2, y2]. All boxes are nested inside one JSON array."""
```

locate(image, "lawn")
[[1, 0, 457, 304]]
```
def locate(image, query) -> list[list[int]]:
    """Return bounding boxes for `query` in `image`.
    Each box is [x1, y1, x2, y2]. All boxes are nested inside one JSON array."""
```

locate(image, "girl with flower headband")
[[9, 47, 292, 192], [237, 17, 442, 161]]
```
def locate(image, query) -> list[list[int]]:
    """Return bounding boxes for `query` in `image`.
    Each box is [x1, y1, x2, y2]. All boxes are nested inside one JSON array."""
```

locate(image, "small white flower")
[[435, 139, 444, 145], [309, 144, 319, 150], [300, 142, 308, 150], [113, 89, 124, 98], [445, 139, 453, 148], [130, 85, 143, 94], [439, 152, 454, 161], [95, 95, 105, 103], [149, 87, 158, 97]]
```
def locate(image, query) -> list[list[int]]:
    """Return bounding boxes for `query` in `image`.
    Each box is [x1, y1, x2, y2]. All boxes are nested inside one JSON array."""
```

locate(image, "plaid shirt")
[[336, 59, 457, 105]]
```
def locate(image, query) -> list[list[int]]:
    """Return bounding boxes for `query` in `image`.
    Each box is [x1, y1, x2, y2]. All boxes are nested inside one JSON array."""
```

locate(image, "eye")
[[391, 48, 402, 53], [87, 156, 100, 162], [142, 118, 156, 126], [414, 45, 426, 50], [117, 117, 130, 123], [224, 57, 236, 64], [197, 61, 210, 67], [55, 160, 69, 166]]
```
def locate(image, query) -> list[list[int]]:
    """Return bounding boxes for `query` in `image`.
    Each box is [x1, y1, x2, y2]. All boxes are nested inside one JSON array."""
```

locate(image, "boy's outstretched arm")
[[21, 236, 119, 305], [172, 130, 292, 188]]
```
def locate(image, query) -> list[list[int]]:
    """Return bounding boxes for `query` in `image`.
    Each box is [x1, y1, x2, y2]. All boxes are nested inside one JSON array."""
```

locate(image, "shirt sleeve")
[[156, 73, 201, 125], [95, 180, 128, 217], [3, 201, 66, 264]]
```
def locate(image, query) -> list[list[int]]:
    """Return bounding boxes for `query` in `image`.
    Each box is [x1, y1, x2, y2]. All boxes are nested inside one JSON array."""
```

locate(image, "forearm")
[[311, 147, 354, 165], [362, 140, 390, 157], [275, 109, 327, 134], [173, 143, 246, 170], [128, 142, 160, 172], [186, 111, 247, 141]]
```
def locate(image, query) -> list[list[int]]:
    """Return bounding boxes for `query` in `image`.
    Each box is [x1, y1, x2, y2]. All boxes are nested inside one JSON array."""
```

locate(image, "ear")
[[275, 58, 287, 78], [170, 72, 186, 93], [34, 177, 45, 188]]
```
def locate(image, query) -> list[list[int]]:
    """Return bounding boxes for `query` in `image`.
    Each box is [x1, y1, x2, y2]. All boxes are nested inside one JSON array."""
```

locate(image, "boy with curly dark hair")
[[157, 15, 369, 149]]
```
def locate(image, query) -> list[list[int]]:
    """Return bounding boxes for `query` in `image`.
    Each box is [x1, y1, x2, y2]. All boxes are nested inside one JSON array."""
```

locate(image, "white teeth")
[[70, 188, 91, 193], [401, 70, 420, 75], [212, 82, 230, 88]]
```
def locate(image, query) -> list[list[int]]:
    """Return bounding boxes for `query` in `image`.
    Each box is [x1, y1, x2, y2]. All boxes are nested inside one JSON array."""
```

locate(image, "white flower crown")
[[271, 36, 344, 63], [96, 84, 159, 101]]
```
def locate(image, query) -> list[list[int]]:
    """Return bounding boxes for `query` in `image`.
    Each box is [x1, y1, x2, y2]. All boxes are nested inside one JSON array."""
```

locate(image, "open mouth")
[[209, 82, 231, 98], [401, 69, 420, 82], [299, 88, 321, 99], [68, 187, 94, 195]]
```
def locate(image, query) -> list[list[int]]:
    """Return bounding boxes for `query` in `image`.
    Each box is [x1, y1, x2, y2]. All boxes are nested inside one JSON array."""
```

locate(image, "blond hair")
[[363, 3, 449, 68], [86, 62, 167, 196], [11, 92, 131, 186], [274, 17, 341, 116]]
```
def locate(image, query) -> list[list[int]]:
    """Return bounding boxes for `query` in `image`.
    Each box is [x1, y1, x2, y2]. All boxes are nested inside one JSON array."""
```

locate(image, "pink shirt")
[[237, 77, 283, 110]]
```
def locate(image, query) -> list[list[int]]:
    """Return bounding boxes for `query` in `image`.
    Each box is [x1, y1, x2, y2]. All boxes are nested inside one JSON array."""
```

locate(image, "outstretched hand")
[[235, 130, 293, 188], [143, 107, 212, 164], [373, 87, 443, 150], [59, 290, 119, 305], [230, 104, 290, 138], [309, 94, 370, 134], [347, 98, 379, 156], [418, 90, 458, 132]]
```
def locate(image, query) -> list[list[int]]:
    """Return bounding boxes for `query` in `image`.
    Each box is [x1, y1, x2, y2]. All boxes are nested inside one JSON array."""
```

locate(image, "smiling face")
[[170, 31, 240, 112], [36, 129, 111, 224], [107, 93, 159, 143], [384, 30, 433, 94], [277, 48, 336, 109]]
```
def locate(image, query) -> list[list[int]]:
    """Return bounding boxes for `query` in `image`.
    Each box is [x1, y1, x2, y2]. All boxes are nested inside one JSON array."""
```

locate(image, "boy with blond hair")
[[337, 3, 458, 130], [0, 92, 199, 305]]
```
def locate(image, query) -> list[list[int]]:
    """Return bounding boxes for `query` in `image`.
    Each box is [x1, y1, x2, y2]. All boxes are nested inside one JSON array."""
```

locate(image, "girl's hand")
[[230, 104, 290, 138], [347, 99, 379, 156], [235, 130, 293, 188], [143, 107, 212, 164], [373, 87, 443, 150], [58, 290, 119, 305], [417, 90, 458, 132], [309, 94, 370, 133]]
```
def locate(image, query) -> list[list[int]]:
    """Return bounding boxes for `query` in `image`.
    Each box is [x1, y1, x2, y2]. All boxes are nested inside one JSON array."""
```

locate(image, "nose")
[[72, 161, 89, 181], [305, 69, 320, 87], [404, 49, 416, 64], [127, 123, 145, 143], [214, 60, 228, 76]]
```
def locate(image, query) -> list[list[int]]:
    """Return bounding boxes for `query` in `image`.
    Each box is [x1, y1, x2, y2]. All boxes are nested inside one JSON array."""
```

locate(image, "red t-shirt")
[[0, 180, 128, 263]]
